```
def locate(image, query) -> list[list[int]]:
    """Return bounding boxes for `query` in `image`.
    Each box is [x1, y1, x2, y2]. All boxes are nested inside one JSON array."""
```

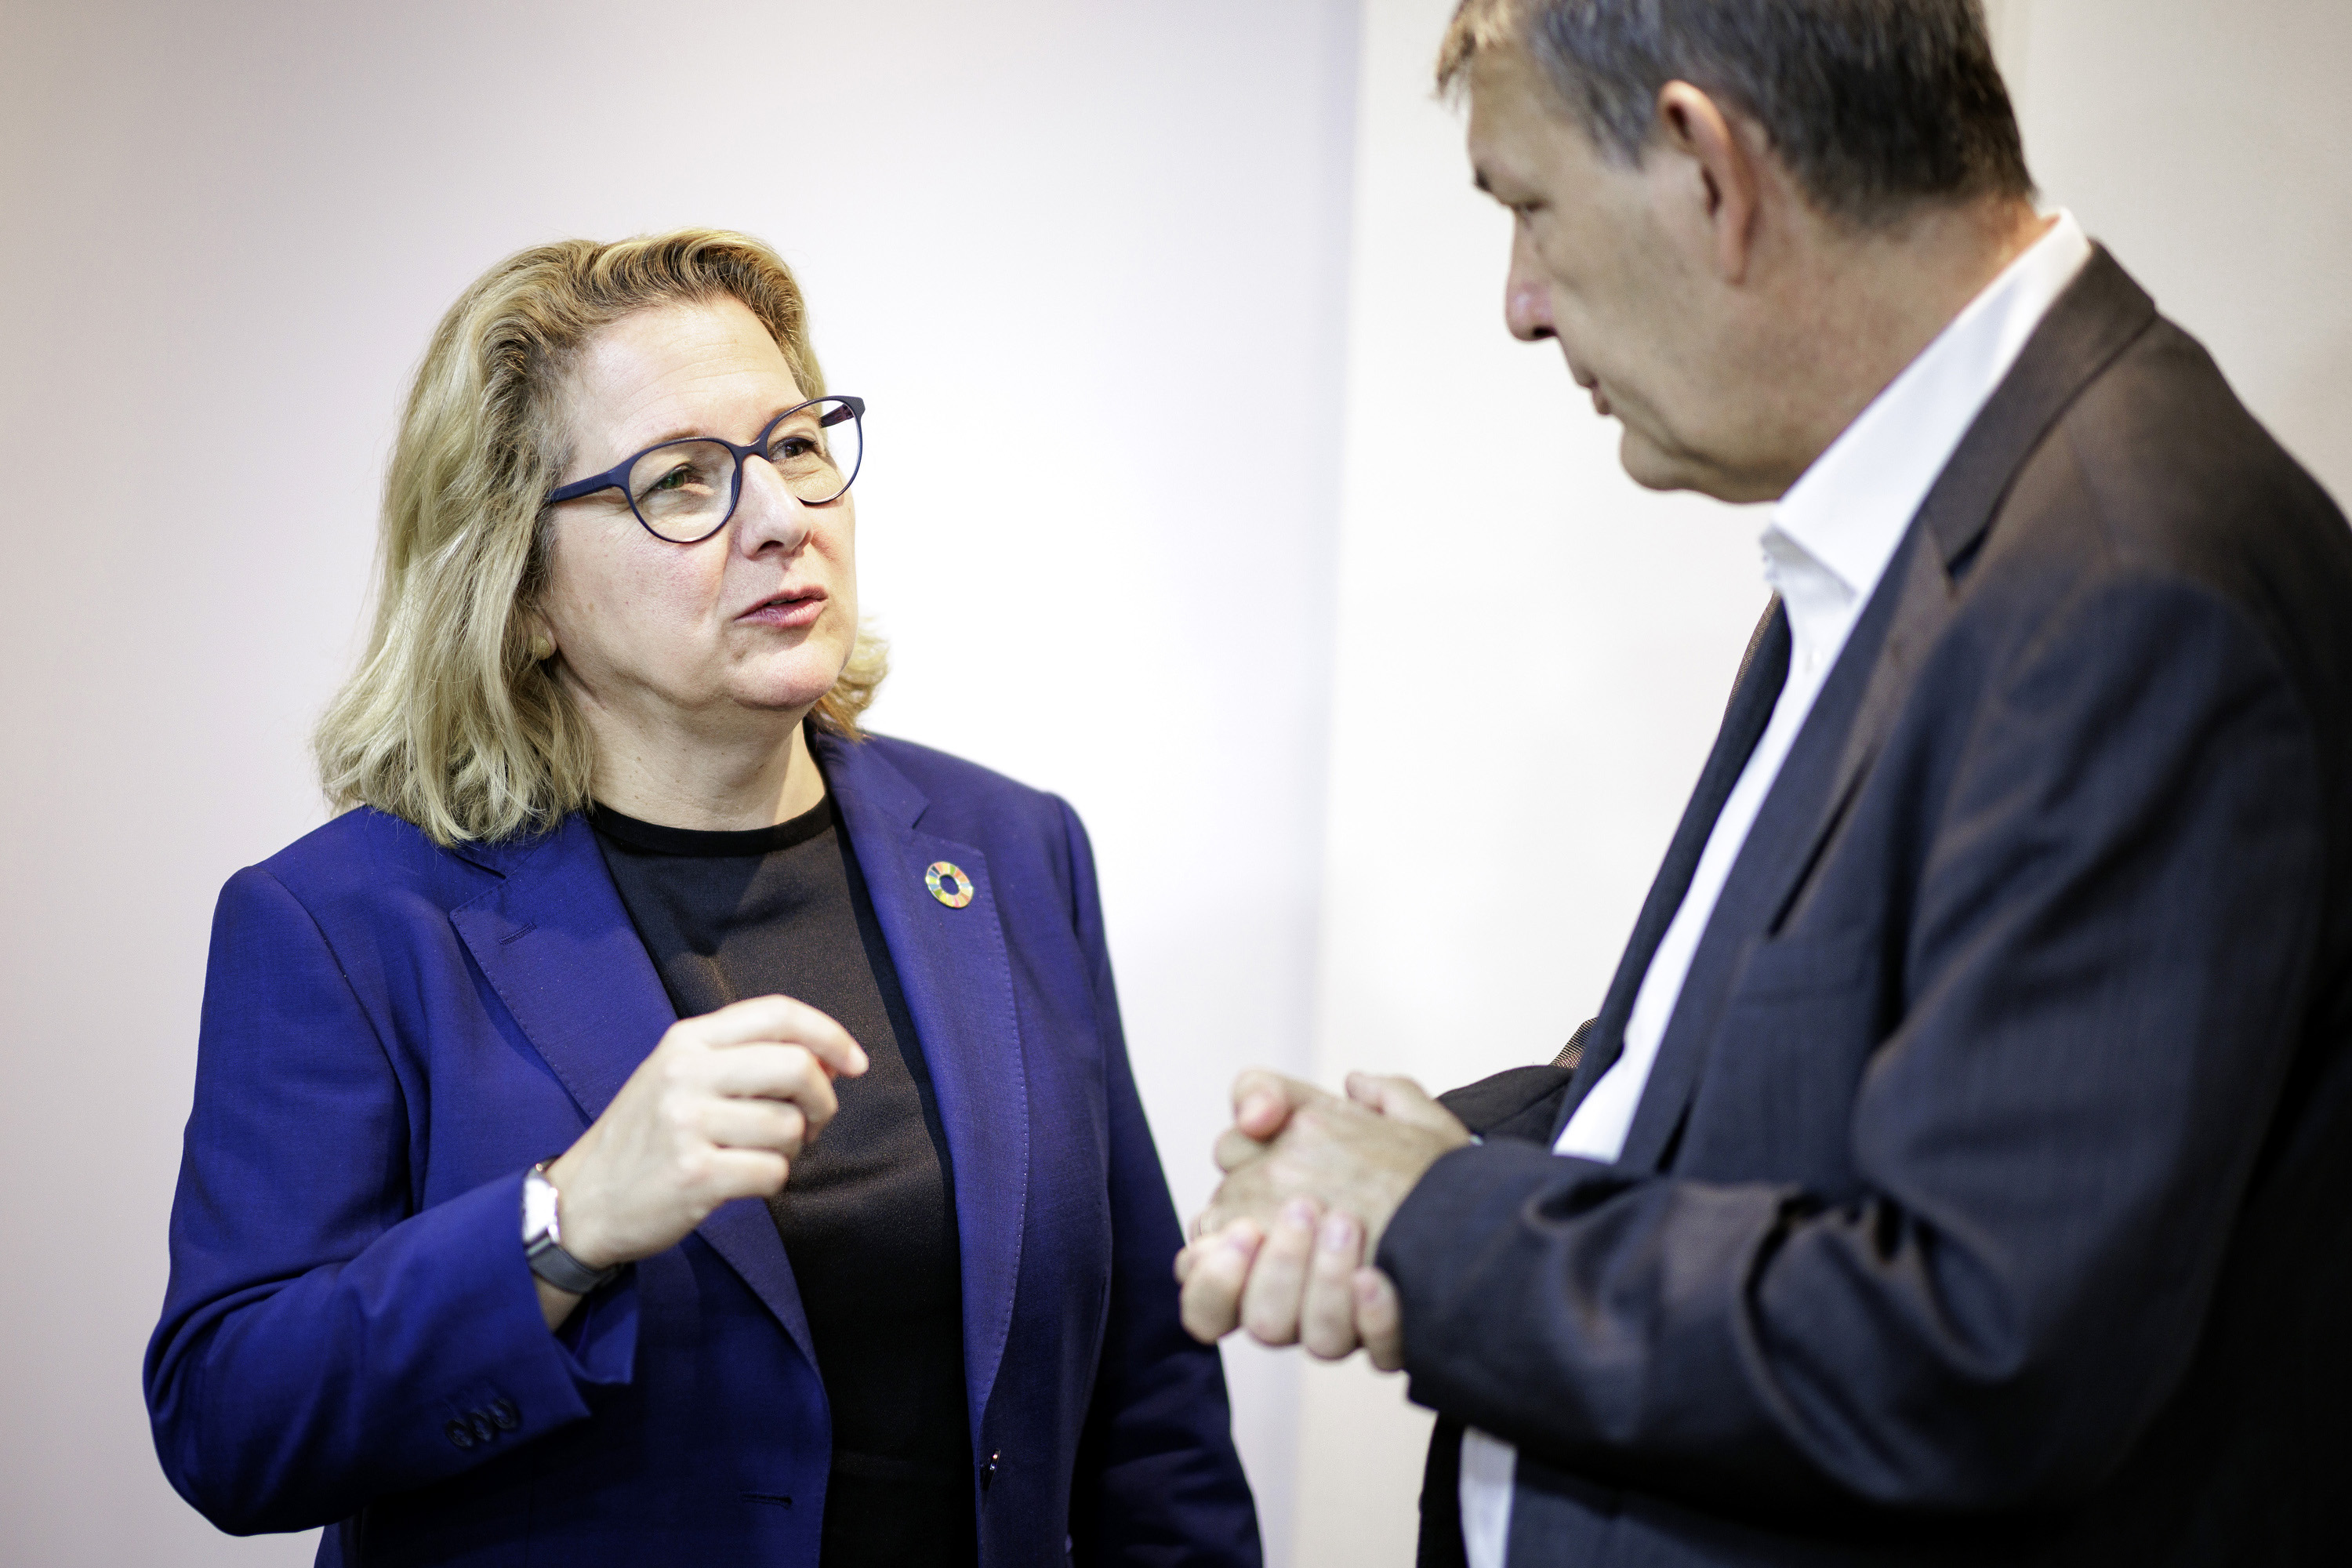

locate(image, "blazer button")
[[444, 1419, 477, 1451], [469, 1410, 497, 1443], [979, 1450, 1001, 1490], [487, 1398, 520, 1431]]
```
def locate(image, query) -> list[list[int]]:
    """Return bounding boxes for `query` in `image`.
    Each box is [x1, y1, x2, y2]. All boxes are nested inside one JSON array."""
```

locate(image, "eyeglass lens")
[[626, 397, 862, 542]]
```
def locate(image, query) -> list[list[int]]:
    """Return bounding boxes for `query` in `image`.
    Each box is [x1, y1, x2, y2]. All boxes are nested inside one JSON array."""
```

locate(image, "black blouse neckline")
[[589, 796, 834, 858]]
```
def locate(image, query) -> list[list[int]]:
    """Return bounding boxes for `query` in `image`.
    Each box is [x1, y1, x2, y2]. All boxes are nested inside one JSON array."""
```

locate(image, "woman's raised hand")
[[543, 995, 868, 1279]]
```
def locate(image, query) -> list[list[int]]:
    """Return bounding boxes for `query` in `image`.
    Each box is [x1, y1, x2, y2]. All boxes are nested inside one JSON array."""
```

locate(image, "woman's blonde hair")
[[315, 229, 886, 846]]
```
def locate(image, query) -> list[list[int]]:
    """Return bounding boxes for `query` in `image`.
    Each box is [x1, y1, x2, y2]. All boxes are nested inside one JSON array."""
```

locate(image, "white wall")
[[0, 2, 1355, 1561], [1292, 2, 1766, 1557], [1283, 2, 2352, 1563]]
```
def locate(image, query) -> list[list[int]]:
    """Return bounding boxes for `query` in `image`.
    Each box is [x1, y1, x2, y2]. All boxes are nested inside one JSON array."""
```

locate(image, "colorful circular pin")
[[925, 861, 975, 909]]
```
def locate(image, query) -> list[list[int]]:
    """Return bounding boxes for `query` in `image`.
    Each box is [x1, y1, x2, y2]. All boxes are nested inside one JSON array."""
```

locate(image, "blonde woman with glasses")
[[144, 230, 1259, 1568]]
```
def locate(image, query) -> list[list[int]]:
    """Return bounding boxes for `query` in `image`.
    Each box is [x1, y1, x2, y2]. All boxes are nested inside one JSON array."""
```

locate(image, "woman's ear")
[[523, 615, 557, 664]]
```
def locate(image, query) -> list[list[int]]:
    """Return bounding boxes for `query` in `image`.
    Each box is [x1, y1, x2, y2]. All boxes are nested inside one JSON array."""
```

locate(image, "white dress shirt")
[[1458, 212, 2094, 1568]]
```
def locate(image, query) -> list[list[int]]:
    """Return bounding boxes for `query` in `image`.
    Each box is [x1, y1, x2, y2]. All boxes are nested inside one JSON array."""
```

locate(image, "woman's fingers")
[[691, 994, 870, 1079], [705, 1044, 841, 1133], [695, 1096, 808, 1160], [695, 1145, 793, 1203], [1299, 1210, 1364, 1359]]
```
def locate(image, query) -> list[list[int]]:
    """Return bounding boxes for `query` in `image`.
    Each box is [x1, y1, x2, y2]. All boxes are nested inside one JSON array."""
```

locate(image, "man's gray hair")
[[1439, 0, 2034, 226]]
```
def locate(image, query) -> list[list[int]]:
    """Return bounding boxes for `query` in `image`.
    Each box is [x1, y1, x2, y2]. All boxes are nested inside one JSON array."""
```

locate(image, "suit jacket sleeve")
[[1377, 572, 2326, 1514], [143, 865, 638, 1534], [1056, 799, 1263, 1566]]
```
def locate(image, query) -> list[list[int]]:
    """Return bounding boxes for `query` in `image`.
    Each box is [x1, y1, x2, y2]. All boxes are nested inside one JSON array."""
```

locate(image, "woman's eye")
[[646, 465, 694, 494], [770, 436, 816, 461]]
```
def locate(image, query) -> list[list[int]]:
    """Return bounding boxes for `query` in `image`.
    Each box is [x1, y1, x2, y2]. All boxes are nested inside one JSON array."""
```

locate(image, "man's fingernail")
[[1281, 1199, 1317, 1229], [1224, 1228, 1260, 1258], [1319, 1212, 1356, 1252], [1355, 1272, 1381, 1304]]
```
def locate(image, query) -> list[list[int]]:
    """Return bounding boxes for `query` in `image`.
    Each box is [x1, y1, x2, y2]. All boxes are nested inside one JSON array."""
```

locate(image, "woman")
[[144, 230, 1259, 1566]]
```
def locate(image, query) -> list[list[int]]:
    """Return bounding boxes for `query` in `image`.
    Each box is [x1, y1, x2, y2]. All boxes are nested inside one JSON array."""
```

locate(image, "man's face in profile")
[[1466, 44, 1734, 498]]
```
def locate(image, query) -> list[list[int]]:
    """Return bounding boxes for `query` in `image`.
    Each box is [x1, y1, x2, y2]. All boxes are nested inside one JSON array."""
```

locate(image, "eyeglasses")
[[544, 394, 866, 543]]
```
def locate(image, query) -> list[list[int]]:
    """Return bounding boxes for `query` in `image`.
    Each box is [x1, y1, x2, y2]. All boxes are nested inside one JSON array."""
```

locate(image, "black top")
[[593, 796, 976, 1566]]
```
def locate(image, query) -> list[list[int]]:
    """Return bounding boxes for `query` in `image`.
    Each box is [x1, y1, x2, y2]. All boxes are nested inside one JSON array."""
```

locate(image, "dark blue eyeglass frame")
[[543, 394, 866, 543]]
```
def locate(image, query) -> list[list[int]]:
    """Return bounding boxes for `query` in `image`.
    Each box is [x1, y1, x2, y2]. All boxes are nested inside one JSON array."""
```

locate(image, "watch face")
[[523, 1169, 561, 1243]]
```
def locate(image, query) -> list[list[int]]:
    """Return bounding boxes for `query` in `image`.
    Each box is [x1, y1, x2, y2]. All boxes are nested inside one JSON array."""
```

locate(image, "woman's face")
[[536, 296, 857, 742]]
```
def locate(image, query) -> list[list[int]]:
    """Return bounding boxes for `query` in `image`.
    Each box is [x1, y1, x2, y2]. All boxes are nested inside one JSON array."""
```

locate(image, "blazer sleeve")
[[1377, 572, 2328, 1514], [1054, 799, 1264, 1566], [143, 864, 638, 1534]]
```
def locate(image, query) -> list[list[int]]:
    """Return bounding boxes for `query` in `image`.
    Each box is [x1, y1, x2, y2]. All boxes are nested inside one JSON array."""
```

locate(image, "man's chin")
[[1617, 429, 1706, 495], [1617, 430, 1765, 504]]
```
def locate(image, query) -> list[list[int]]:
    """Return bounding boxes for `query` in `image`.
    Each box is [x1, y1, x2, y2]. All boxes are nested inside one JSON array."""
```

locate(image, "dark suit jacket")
[[1381, 250, 2352, 1566], [145, 732, 1261, 1567]]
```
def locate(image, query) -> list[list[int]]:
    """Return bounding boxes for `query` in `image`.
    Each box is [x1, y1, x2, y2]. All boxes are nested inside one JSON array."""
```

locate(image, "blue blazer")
[[146, 732, 1261, 1567]]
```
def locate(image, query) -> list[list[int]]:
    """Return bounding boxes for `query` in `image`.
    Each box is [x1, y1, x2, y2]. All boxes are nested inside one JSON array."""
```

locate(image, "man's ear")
[[1651, 80, 1762, 285]]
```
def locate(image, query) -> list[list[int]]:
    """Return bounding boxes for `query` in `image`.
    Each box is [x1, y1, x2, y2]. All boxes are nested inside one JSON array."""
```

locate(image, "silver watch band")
[[523, 1163, 619, 1295]]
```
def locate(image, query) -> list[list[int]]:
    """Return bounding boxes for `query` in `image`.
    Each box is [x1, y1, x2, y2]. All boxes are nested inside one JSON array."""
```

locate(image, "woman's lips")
[[736, 591, 826, 629]]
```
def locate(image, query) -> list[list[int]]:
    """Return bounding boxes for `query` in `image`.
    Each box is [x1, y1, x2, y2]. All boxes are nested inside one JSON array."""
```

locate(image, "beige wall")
[[1288, 2, 2352, 1563]]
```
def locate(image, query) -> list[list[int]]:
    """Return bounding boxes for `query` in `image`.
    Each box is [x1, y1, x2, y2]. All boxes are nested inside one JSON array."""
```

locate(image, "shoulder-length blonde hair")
[[316, 229, 886, 847]]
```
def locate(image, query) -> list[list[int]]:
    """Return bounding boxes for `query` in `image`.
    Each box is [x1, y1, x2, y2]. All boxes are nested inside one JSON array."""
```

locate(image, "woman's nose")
[[732, 455, 811, 554]]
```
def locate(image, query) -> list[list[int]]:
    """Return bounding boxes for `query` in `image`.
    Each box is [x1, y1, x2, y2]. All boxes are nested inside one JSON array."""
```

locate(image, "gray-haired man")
[[1181, 3, 2352, 1564]]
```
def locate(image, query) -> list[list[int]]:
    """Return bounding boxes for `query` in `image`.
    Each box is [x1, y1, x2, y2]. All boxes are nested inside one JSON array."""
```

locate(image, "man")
[[1178, 2, 2352, 1565]]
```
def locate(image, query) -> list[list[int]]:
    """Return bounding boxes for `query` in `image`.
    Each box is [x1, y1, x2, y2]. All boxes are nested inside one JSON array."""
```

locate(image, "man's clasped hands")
[[1174, 1069, 1474, 1368]]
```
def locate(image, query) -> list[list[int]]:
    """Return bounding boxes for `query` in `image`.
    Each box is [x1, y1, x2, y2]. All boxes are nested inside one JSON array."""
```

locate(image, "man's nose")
[[1504, 235, 1556, 343], [732, 456, 812, 555]]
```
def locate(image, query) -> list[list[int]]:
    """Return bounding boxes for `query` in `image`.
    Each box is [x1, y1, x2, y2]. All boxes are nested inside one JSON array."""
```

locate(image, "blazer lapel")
[[817, 735, 1030, 1444], [1606, 248, 2164, 1171], [448, 815, 821, 1369], [1553, 604, 1790, 1136], [1750, 245, 2161, 938]]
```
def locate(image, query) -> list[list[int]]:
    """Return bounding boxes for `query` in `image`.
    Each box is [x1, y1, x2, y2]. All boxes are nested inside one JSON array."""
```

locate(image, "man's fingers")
[[1299, 1209, 1365, 1359], [1356, 1267, 1406, 1372], [1344, 1071, 1468, 1138], [1240, 1199, 1320, 1347], [1230, 1069, 1331, 1143], [1214, 1127, 1271, 1174], [1178, 1221, 1261, 1343], [691, 995, 870, 1078]]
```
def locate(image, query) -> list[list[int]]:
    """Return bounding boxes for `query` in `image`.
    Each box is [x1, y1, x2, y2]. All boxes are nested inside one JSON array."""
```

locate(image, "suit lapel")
[[1553, 604, 1790, 1137], [1746, 246, 2161, 942], [816, 734, 1030, 1443], [448, 815, 821, 1369], [1602, 248, 2162, 1171]]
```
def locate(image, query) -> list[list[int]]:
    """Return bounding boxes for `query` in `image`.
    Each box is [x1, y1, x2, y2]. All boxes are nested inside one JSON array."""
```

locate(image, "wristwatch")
[[522, 1162, 619, 1295]]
